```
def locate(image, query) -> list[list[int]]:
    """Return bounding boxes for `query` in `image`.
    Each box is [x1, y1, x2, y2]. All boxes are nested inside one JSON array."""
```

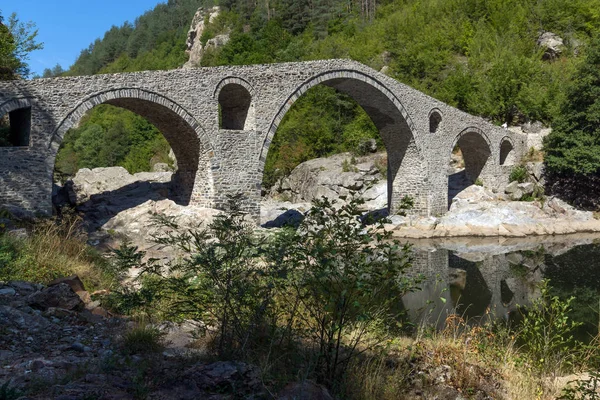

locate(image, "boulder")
[[67, 167, 172, 205], [48, 275, 85, 293], [268, 152, 387, 212], [152, 163, 171, 172], [358, 138, 378, 154], [504, 181, 523, 200], [537, 31, 564, 60], [526, 162, 545, 183], [517, 182, 535, 196], [27, 283, 84, 311]]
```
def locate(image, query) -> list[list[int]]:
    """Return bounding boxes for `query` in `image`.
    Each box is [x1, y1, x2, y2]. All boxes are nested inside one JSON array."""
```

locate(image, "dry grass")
[[522, 147, 545, 163], [339, 316, 576, 400], [0, 213, 115, 291]]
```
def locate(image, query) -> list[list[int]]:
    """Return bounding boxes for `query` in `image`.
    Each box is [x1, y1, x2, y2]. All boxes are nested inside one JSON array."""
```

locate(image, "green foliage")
[[135, 196, 275, 358], [397, 195, 415, 217], [113, 195, 416, 389], [263, 85, 378, 189], [0, 214, 118, 291], [509, 165, 528, 183], [545, 35, 600, 179], [0, 12, 43, 79], [55, 105, 172, 179], [517, 280, 582, 375], [279, 197, 415, 385]]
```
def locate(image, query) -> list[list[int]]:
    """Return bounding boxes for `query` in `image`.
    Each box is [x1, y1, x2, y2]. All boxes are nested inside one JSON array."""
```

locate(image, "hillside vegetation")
[[53, 0, 600, 194]]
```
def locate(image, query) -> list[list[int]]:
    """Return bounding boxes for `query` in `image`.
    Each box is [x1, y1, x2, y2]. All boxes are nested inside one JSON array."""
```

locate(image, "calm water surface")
[[403, 233, 600, 338]]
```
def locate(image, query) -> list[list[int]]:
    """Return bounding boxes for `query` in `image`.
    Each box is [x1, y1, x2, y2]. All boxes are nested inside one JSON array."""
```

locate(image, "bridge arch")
[[448, 127, 494, 207], [259, 69, 428, 215], [50, 88, 216, 207]]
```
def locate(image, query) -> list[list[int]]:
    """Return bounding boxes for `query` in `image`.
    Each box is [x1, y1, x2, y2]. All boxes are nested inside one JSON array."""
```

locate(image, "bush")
[[517, 280, 582, 375], [121, 195, 417, 391], [136, 196, 276, 358], [509, 165, 528, 183], [278, 197, 416, 386]]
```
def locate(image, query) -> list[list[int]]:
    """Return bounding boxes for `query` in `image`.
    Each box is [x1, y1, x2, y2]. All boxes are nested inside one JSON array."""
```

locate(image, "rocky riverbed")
[[51, 152, 600, 251]]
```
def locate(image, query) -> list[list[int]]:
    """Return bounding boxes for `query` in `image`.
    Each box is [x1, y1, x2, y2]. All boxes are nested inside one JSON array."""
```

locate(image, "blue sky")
[[1, 0, 166, 76]]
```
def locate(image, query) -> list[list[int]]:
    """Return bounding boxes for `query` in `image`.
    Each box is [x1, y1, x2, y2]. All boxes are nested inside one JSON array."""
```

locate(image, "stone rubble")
[[0, 278, 272, 399]]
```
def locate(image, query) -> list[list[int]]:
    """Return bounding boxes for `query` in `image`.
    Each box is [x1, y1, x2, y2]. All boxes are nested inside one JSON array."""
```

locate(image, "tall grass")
[[0, 213, 117, 290]]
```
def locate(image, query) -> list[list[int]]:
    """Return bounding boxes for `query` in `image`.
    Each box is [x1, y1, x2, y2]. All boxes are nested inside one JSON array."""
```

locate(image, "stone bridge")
[[0, 59, 526, 219]]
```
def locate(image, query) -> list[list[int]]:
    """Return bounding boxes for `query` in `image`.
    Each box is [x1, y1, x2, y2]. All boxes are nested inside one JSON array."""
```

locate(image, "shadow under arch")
[[448, 127, 493, 208], [49, 88, 216, 207], [259, 69, 428, 215]]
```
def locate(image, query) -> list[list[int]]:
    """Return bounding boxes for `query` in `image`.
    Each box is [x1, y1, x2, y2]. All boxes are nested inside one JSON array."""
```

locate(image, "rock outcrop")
[[67, 167, 173, 206], [537, 31, 564, 60], [267, 152, 388, 211], [183, 7, 229, 68]]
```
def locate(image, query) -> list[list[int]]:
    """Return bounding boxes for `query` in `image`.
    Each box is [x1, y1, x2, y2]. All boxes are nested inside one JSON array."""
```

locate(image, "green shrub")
[[398, 195, 415, 216], [509, 166, 528, 183], [517, 280, 582, 375], [121, 195, 417, 390], [272, 197, 416, 386]]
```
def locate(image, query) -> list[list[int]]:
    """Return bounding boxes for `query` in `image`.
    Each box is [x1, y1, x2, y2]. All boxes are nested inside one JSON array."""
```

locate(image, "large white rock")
[[67, 167, 173, 205]]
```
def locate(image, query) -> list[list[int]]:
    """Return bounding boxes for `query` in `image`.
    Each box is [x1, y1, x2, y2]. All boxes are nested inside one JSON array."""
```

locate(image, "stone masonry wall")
[[0, 60, 527, 219]]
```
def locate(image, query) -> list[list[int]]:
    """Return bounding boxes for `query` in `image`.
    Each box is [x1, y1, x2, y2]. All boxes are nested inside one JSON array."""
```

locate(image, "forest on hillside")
[[28, 0, 600, 196]]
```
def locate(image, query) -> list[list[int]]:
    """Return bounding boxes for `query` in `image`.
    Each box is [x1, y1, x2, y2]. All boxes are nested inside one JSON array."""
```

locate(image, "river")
[[403, 233, 600, 340]]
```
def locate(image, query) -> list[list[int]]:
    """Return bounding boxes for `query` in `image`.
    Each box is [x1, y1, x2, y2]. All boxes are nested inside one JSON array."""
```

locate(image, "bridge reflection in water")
[[401, 234, 600, 331]]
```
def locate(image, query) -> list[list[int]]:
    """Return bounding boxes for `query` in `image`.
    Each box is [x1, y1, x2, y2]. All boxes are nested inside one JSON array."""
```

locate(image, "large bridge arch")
[[49, 88, 217, 207], [258, 69, 429, 215]]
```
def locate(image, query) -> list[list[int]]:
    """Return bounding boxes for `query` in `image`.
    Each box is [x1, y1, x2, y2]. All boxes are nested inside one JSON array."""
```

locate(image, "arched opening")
[[429, 109, 442, 134], [260, 72, 426, 226], [448, 130, 492, 208], [500, 138, 515, 166], [51, 90, 213, 222], [0, 99, 32, 147], [218, 83, 254, 130]]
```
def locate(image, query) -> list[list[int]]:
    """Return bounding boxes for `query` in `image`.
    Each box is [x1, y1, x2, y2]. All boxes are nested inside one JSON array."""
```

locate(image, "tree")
[[0, 12, 18, 79], [0, 12, 43, 79], [42, 63, 65, 78], [544, 35, 600, 208]]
